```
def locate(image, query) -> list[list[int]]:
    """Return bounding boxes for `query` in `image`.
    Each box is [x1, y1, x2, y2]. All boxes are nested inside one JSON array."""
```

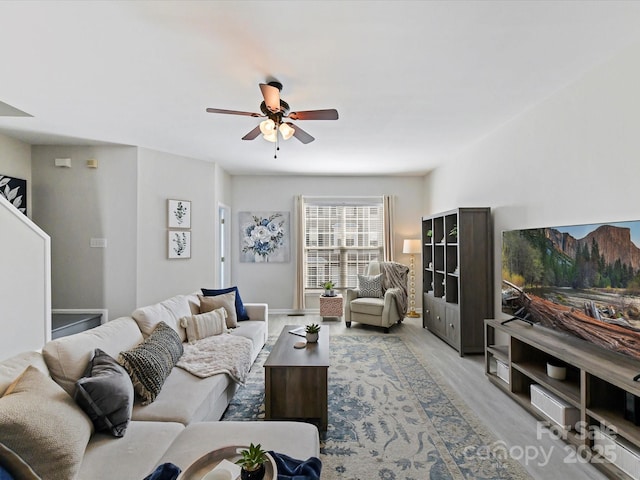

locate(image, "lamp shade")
[[279, 122, 295, 140], [403, 239, 422, 254], [259, 119, 276, 135]]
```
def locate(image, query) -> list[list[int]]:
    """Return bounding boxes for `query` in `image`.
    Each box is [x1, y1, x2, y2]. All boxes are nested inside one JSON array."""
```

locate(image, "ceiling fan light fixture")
[[263, 131, 277, 142], [279, 122, 295, 140], [259, 119, 276, 135]]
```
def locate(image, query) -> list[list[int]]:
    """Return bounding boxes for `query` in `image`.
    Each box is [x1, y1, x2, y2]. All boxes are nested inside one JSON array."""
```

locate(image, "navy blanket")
[[143, 462, 181, 480], [268, 451, 322, 480]]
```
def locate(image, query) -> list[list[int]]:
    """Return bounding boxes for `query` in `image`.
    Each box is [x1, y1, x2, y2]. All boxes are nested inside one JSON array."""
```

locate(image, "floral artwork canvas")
[[0, 174, 27, 215], [239, 211, 290, 263], [168, 230, 191, 259]]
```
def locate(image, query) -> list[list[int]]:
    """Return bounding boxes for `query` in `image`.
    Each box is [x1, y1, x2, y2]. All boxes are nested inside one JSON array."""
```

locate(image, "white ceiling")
[[1, 1, 640, 176]]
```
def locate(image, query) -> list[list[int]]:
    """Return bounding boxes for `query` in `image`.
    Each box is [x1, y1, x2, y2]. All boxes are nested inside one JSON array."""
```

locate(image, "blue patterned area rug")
[[222, 334, 531, 480]]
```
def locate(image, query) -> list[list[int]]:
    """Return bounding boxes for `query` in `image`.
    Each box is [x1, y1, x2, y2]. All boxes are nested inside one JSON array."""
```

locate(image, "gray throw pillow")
[[75, 349, 134, 437], [358, 273, 383, 298], [118, 322, 183, 405]]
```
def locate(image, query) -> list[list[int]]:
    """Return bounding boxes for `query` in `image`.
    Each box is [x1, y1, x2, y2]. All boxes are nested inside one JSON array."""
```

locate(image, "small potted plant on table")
[[323, 281, 335, 297], [236, 443, 267, 480], [305, 323, 321, 343]]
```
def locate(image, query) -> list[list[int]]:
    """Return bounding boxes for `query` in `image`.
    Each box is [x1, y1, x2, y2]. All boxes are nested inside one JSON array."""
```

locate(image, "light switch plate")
[[90, 238, 107, 248]]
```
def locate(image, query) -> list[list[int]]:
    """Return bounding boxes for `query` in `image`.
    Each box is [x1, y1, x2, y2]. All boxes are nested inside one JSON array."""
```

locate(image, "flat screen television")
[[501, 219, 640, 361]]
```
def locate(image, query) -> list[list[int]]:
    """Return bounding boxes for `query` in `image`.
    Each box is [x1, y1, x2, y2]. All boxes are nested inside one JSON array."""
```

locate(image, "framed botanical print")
[[167, 199, 191, 228], [168, 230, 191, 259]]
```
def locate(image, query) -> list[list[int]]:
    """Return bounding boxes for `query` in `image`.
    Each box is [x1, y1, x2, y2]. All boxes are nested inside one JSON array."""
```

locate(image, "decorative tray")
[[180, 445, 277, 480]]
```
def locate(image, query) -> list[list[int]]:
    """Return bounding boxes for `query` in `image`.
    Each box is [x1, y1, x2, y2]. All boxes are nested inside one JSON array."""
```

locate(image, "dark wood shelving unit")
[[421, 208, 493, 355]]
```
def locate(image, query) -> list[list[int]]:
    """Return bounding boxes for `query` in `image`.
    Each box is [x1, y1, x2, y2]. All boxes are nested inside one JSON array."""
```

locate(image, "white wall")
[[0, 133, 31, 217], [31, 145, 138, 320], [424, 42, 640, 319], [136, 148, 223, 306], [231, 175, 424, 310]]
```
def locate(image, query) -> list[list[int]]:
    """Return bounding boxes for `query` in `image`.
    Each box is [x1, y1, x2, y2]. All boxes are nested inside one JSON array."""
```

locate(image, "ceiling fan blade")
[[259, 83, 281, 113], [286, 122, 314, 144], [206, 108, 261, 117], [288, 109, 339, 121], [241, 125, 262, 140]]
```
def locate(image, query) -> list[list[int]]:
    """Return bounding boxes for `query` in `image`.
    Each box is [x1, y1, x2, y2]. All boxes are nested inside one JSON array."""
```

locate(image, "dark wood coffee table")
[[264, 325, 330, 431]]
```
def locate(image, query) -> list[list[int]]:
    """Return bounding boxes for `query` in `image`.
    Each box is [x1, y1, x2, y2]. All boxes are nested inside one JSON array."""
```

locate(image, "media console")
[[485, 318, 640, 479]]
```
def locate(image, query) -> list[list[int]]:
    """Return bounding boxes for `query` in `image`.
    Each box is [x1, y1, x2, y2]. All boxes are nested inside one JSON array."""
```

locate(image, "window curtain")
[[383, 194, 395, 262], [294, 195, 305, 310]]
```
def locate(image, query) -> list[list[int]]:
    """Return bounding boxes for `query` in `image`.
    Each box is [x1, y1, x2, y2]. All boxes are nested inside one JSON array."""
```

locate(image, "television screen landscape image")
[[502, 219, 640, 360]]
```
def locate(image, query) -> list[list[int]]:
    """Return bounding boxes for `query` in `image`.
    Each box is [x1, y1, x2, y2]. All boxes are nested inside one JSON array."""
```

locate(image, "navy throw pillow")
[[201, 286, 249, 321]]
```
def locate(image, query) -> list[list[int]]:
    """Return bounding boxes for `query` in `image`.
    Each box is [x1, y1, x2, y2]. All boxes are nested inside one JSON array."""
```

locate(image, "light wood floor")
[[268, 313, 608, 480]]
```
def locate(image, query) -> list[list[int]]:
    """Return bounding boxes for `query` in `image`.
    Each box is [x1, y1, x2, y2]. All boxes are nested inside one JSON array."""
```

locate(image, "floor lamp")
[[403, 238, 422, 318]]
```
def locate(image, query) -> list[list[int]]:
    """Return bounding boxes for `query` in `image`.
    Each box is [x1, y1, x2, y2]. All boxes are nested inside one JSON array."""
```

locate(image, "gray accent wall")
[[30, 145, 229, 320], [31, 146, 138, 320]]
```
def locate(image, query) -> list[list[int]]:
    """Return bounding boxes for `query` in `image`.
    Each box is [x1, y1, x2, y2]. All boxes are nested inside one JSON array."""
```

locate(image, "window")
[[303, 197, 385, 290]]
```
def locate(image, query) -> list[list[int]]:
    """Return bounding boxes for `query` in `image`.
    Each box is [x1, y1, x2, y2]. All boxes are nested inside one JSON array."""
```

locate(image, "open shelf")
[[486, 319, 640, 480], [487, 344, 509, 362]]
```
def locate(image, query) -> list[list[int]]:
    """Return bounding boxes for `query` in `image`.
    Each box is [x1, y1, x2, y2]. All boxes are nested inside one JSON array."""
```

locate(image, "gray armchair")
[[345, 261, 407, 333]]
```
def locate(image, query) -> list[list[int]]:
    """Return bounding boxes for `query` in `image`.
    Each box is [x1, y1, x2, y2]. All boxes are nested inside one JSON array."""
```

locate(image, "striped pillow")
[[358, 273, 383, 298], [180, 308, 228, 343]]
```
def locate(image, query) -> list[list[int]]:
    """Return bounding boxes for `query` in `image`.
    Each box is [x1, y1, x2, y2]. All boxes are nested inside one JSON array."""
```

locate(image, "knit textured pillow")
[[118, 322, 183, 405], [358, 273, 383, 298], [0, 366, 92, 480]]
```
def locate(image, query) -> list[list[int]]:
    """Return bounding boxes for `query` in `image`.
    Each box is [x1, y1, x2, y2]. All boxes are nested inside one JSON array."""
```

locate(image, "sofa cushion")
[[357, 273, 383, 298], [43, 316, 144, 396], [201, 286, 250, 320], [0, 351, 48, 396], [131, 367, 233, 424], [77, 421, 184, 480], [0, 366, 93, 480], [350, 297, 385, 316], [74, 349, 134, 437], [132, 294, 192, 342], [180, 308, 228, 343], [199, 292, 238, 328], [0, 443, 40, 480], [232, 321, 268, 364], [119, 322, 184, 405]]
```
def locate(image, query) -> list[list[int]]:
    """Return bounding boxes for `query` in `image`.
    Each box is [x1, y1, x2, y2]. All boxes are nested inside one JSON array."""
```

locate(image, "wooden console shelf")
[[486, 318, 640, 479]]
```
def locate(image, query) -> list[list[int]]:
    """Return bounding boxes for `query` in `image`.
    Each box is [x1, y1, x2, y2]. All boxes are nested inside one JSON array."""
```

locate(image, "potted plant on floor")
[[306, 323, 321, 343], [236, 443, 267, 480], [323, 281, 335, 297]]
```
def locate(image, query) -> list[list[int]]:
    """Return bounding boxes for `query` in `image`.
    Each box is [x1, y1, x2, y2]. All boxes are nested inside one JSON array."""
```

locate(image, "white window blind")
[[303, 196, 384, 289]]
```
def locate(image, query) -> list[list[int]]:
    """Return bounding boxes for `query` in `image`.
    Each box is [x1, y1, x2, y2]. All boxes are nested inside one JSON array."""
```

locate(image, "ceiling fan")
[[206, 81, 338, 156]]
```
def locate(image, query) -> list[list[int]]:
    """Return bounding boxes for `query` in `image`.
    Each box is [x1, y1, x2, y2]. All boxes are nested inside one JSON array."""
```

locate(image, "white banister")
[[0, 194, 51, 360]]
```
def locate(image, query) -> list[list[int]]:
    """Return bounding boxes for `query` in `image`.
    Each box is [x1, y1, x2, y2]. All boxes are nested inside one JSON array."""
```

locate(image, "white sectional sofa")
[[0, 292, 320, 480]]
